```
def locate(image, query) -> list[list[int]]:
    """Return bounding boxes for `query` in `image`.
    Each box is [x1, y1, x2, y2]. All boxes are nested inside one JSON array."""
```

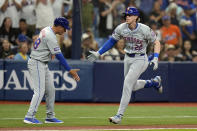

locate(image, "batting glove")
[[87, 51, 100, 62], [150, 57, 158, 70], [150, 53, 159, 70]]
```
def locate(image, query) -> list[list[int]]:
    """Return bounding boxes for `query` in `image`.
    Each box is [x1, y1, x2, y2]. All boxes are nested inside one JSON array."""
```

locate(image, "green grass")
[[0, 104, 197, 129]]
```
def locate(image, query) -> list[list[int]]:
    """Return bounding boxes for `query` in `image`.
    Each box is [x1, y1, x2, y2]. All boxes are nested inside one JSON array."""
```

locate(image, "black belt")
[[126, 53, 145, 57], [30, 57, 48, 64]]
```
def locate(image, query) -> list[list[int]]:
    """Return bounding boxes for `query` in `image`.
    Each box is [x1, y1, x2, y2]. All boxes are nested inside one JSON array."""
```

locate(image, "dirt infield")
[[1, 101, 197, 130]]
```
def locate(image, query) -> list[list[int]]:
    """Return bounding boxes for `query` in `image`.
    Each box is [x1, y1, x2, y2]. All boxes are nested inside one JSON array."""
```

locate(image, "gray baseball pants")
[[117, 54, 149, 115], [25, 59, 55, 119]]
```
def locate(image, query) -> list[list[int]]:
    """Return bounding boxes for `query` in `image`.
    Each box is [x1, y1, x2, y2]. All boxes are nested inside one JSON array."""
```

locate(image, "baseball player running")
[[87, 7, 162, 124], [24, 17, 80, 124]]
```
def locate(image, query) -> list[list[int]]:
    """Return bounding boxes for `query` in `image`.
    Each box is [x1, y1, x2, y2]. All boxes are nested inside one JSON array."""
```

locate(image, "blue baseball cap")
[[54, 17, 70, 30], [162, 15, 170, 20], [182, 5, 192, 10], [18, 34, 27, 42]]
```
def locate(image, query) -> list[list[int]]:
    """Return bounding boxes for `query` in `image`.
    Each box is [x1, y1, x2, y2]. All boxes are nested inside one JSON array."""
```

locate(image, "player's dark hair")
[[19, 18, 26, 23], [136, 17, 140, 22]]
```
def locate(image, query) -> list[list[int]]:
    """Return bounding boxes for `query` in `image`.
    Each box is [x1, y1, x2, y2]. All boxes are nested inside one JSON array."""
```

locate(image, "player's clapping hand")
[[69, 69, 80, 82], [87, 51, 100, 62], [150, 57, 158, 70]]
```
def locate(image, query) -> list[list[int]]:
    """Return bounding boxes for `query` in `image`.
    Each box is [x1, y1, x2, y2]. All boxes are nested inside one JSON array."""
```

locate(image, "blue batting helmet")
[[123, 7, 139, 16], [54, 17, 70, 30]]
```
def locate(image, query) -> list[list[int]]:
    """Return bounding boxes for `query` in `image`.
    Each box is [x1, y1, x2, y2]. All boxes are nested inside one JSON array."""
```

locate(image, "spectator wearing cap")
[[160, 15, 182, 49], [85, 28, 99, 51], [81, 33, 92, 59], [180, 5, 197, 51], [81, 32, 98, 60], [14, 41, 30, 61], [16, 34, 27, 45], [163, 44, 183, 62], [16, 34, 32, 55]]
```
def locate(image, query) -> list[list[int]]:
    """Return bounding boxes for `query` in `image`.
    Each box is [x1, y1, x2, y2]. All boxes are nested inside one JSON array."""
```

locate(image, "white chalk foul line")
[[127, 116, 197, 119], [1, 115, 197, 120]]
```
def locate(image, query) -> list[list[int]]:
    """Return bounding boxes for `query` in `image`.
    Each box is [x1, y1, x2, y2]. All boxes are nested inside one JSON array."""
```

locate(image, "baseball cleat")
[[109, 114, 123, 124], [45, 118, 64, 123], [152, 76, 163, 93], [24, 117, 42, 124]]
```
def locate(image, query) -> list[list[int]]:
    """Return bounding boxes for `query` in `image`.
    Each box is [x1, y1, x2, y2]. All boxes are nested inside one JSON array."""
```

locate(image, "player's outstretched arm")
[[87, 37, 117, 62], [55, 53, 80, 81], [69, 69, 80, 81], [150, 40, 161, 70]]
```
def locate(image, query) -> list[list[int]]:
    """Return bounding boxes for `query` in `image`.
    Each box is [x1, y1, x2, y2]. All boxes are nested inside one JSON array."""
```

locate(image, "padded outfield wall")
[[0, 60, 197, 102]]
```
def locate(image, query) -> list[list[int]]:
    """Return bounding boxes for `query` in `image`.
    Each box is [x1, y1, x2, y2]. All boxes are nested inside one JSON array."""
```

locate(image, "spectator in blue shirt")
[[180, 5, 197, 51]]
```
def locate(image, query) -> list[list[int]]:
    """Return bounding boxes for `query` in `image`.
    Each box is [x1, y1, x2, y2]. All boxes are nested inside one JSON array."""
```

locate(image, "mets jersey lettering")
[[112, 23, 157, 54]]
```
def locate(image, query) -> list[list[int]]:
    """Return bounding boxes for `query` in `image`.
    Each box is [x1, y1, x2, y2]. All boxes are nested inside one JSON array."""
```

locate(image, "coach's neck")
[[51, 26, 57, 34]]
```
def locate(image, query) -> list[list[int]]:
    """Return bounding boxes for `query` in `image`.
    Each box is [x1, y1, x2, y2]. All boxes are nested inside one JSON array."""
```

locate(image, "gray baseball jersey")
[[112, 23, 157, 54], [30, 26, 61, 62]]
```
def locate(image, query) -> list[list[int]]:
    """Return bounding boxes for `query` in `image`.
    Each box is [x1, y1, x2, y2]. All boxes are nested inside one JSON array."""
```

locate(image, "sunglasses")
[[125, 14, 137, 17]]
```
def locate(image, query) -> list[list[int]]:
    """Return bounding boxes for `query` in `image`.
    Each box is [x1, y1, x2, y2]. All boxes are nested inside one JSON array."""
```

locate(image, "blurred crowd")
[[0, 0, 197, 62]]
